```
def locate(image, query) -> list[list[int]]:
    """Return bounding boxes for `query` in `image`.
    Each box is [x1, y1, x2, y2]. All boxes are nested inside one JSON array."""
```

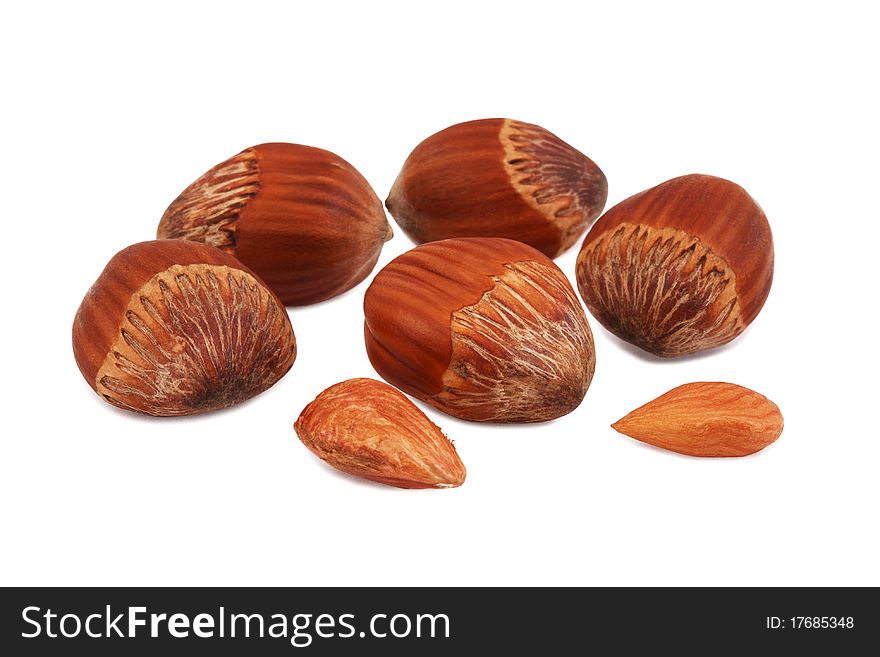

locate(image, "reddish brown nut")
[[612, 382, 784, 457], [364, 237, 596, 423], [157, 142, 393, 306], [576, 174, 774, 357], [72, 240, 296, 416], [295, 378, 466, 489], [386, 118, 607, 258]]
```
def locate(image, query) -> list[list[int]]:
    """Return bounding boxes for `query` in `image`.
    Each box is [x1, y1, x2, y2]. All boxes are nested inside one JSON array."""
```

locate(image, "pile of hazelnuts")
[[73, 118, 781, 488]]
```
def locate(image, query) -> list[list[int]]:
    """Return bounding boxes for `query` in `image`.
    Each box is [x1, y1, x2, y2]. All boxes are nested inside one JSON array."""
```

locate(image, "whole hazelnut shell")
[[157, 143, 393, 306], [364, 237, 596, 423], [385, 118, 607, 258], [575, 174, 774, 357], [73, 240, 296, 416]]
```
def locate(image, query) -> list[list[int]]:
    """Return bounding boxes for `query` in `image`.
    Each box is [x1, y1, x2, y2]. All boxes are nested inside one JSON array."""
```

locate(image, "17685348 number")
[[766, 617, 854, 630]]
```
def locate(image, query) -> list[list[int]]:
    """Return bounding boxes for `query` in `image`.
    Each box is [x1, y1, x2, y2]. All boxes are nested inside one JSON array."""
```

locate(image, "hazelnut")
[[575, 174, 774, 357], [157, 142, 393, 306], [364, 237, 596, 422], [72, 240, 296, 416], [385, 118, 607, 258]]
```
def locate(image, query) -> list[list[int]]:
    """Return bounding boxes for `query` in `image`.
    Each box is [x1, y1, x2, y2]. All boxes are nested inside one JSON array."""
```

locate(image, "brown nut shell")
[[295, 378, 466, 489], [364, 237, 596, 423], [575, 174, 774, 357], [612, 382, 784, 457], [157, 143, 393, 306], [72, 240, 296, 416], [386, 118, 607, 258]]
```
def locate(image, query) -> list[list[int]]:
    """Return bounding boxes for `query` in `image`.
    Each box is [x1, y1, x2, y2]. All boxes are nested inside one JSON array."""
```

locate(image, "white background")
[[2, 1, 877, 586]]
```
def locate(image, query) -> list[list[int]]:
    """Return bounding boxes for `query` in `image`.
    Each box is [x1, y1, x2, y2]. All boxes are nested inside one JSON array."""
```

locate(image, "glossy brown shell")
[[158, 143, 392, 305], [386, 119, 607, 258], [576, 174, 774, 357], [364, 237, 596, 422], [72, 240, 296, 416]]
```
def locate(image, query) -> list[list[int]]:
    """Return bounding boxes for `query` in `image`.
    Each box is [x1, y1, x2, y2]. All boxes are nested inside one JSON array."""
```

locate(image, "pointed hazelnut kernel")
[[612, 382, 784, 457], [72, 240, 296, 416], [295, 378, 466, 489], [364, 237, 596, 423], [386, 118, 607, 258], [158, 143, 393, 306], [576, 174, 774, 357]]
